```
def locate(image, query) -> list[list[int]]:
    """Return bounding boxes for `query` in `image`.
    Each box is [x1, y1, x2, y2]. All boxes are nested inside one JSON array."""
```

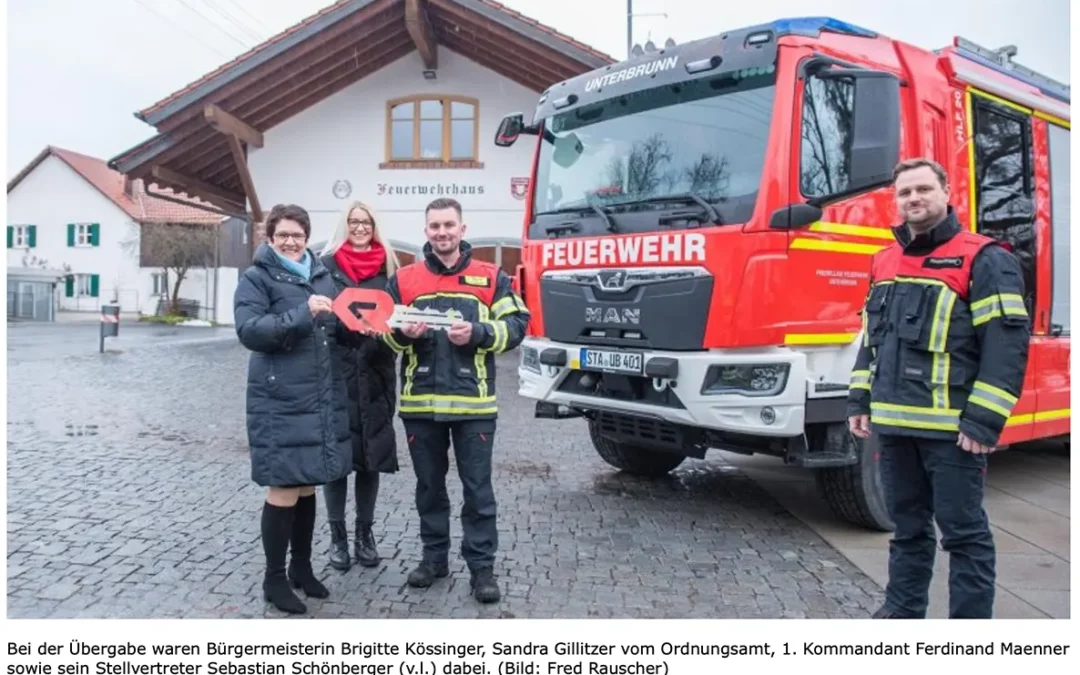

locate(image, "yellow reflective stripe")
[[965, 90, 978, 232], [382, 331, 407, 353], [790, 239, 885, 255], [928, 287, 956, 352], [1005, 409, 1071, 426], [399, 393, 498, 415], [807, 222, 894, 240], [474, 304, 491, 399], [492, 294, 526, 319], [895, 275, 947, 288], [969, 395, 1012, 419], [931, 352, 950, 409], [784, 333, 858, 345], [969, 86, 1033, 115], [403, 347, 419, 397], [871, 402, 961, 431], [998, 293, 1027, 317], [850, 369, 870, 391], [1034, 109, 1070, 129], [971, 296, 1002, 326], [973, 381, 1018, 406]]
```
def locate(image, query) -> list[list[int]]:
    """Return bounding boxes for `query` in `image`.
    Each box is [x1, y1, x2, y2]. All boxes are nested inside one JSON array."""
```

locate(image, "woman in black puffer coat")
[[234, 204, 357, 616], [319, 201, 400, 571]]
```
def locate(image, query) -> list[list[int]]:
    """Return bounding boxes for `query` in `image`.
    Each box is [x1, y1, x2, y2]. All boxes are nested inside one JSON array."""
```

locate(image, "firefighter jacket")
[[846, 209, 1031, 447], [382, 241, 530, 422]]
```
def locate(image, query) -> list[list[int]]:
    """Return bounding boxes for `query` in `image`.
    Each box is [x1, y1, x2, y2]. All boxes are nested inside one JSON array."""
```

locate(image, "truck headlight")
[[520, 345, 541, 374], [701, 363, 790, 396]]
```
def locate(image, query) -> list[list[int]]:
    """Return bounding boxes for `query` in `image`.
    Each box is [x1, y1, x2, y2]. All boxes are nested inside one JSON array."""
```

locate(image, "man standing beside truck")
[[847, 158, 1031, 619], [382, 197, 530, 604]]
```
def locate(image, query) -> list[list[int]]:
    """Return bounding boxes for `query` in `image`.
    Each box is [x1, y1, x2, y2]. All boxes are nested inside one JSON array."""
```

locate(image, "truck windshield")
[[532, 71, 775, 236]]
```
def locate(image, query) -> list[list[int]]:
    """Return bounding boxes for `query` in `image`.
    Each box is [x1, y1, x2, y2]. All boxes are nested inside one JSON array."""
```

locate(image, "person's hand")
[[308, 295, 333, 315], [848, 414, 871, 439], [958, 432, 994, 454], [447, 321, 473, 346], [401, 322, 428, 339]]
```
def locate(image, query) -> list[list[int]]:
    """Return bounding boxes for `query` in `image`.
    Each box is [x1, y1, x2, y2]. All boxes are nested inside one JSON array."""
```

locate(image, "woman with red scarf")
[[319, 202, 401, 571]]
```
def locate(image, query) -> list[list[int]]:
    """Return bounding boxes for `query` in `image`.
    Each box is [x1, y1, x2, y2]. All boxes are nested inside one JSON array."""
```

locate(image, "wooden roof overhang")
[[109, 0, 614, 219]]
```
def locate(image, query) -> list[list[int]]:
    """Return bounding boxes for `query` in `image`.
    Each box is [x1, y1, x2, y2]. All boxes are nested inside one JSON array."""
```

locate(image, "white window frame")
[[75, 274, 93, 298], [12, 225, 28, 248], [76, 223, 91, 247], [152, 272, 169, 296]]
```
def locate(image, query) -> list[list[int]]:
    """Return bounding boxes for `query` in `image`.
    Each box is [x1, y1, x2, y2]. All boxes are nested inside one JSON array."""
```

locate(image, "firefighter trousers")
[[405, 418, 497, 571], [878, 433, 995, 618]]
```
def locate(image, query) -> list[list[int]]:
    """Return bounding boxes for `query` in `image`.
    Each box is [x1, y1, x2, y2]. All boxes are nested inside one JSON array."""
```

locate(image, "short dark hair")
[[893, 158, 948, 188], [425, 197, 462, 219], [265, 204, 311, 240]]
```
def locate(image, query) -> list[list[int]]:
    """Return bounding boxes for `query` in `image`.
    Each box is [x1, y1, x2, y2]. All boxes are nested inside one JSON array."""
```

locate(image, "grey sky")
[[5, 0, 1069, 178]]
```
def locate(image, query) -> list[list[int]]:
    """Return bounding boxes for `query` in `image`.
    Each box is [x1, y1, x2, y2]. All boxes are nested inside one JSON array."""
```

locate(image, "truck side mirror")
[[808, 67, 901, 206], [495, 113, 525, 147]]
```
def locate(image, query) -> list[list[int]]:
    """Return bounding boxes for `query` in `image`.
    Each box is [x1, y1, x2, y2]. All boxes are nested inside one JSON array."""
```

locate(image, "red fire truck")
[[493, 18, 1070, 531]]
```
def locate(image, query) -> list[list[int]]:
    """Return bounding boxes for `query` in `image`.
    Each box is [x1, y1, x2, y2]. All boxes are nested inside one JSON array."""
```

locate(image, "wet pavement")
[[6, 322, 884, 618]]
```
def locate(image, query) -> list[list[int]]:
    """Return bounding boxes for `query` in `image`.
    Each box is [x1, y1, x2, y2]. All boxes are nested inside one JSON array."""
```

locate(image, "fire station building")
[[109, 0, 613, 319]]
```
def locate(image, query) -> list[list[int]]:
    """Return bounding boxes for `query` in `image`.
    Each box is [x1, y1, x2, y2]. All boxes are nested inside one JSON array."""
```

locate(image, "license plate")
[[578, 347, 644, 375]]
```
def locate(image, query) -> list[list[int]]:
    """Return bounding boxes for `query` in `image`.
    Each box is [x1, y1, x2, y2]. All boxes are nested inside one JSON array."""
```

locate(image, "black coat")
[[233, 243, 352, 487], [321, 253, 399, 474]]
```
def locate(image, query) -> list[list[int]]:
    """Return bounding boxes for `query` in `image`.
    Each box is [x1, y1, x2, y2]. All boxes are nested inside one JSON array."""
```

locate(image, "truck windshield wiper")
[[537, 202, 618, 233], [632, 193, 722, 224]]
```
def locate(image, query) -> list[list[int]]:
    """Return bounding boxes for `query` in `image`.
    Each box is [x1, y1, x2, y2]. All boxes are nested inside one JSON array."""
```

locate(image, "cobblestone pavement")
[[7, 325, 884, 619]]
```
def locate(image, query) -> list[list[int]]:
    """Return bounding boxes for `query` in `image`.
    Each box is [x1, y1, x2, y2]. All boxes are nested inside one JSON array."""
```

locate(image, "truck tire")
[[588, 419, 686, 476], [814, 424, 895, 532]]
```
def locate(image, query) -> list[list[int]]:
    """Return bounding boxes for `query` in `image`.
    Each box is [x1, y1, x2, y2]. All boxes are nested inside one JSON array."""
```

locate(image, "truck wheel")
[[814, 424, 894, 532], [588, 419, 686, 476]]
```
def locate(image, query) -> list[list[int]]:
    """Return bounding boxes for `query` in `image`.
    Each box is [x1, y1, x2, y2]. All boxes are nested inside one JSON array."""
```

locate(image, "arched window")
[[384, 95, 481, 168]]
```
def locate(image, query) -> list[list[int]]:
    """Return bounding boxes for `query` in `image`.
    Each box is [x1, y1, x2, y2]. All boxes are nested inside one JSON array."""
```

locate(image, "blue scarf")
[[273, 248, 312, 280]]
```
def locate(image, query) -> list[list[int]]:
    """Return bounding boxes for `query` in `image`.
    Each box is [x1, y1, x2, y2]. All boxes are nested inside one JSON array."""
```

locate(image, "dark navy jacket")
[[234, 243, 352, 487]]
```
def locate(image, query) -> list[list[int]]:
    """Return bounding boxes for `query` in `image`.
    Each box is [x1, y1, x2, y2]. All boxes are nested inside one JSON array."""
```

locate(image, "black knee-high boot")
[[288, 494, 329, 599], [262, 502, 306, 615]]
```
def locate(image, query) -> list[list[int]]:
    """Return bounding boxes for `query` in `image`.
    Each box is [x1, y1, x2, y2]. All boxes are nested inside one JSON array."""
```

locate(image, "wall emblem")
[[510, 177, 529, 200], [332, 179, 352, 199]]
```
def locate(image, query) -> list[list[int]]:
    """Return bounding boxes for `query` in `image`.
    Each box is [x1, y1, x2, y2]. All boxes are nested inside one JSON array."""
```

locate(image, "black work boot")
[[327, 521, 350, 571], [470, 567, 500, 604], [406, 561, 449, 588], [872, 605, 909, 618], [261, 502, 306, 615], [287, 494, 329, 599], [354, 521, 380, 568]]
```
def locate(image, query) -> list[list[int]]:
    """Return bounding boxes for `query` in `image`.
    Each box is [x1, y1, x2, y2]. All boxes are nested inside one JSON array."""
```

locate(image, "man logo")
[[585, 307, 640, 325], [596, 269, 627, 291]]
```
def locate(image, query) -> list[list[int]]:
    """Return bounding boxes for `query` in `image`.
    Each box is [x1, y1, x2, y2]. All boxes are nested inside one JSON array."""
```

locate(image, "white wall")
[[7, 154, 215, 316], [248, 48, 541, 252], [6, 155, 144, 313]]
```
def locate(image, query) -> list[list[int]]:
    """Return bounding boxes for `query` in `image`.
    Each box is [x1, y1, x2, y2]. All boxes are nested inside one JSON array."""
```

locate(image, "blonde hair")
[[321, 200, 399, 276]]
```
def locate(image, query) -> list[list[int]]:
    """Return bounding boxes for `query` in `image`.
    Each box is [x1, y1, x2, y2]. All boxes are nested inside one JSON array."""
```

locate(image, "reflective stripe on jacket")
[[383, 241, 530, 421], [847, 209, 1031, 446]]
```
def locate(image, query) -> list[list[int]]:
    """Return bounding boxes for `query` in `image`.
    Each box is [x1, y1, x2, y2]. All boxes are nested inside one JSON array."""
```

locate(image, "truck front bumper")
[[517, 337, 814, 438]]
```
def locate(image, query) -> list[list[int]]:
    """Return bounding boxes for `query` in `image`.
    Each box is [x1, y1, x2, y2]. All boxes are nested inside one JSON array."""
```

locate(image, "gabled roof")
[[108, 0, 615, 212], [8, 146, 222, 225]]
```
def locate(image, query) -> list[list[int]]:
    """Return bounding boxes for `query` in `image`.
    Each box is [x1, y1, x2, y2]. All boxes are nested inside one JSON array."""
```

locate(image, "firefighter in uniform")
[[847, 158, 1030, 619], [382, 197, 530, 604]]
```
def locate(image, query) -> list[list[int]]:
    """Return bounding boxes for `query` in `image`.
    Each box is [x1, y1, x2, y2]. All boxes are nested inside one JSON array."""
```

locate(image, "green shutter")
[[89, 223, 100, 247], [65, 276, 74, 298], [90, 275, 100, 298], [67, 223, 75, 247], [27, 225, 36, 248], [6, 226, 12, 249]]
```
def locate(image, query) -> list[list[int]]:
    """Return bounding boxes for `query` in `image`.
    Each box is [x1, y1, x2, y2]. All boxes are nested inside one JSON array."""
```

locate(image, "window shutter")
[[67, 224, 76, 247], [90, 223, 100, 247], [65, 276, 74, 298], [28, 225, 36, 248], [6, 226, 12, 249], [90, 274, 100, 298]]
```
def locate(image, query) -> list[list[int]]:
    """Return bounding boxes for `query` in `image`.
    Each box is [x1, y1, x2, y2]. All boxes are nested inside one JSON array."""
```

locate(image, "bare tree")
[[122, 222, 218, 315]]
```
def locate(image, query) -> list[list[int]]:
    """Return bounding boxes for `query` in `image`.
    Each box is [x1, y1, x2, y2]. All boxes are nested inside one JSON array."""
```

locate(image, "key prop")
[[332, 288, 466, 333]]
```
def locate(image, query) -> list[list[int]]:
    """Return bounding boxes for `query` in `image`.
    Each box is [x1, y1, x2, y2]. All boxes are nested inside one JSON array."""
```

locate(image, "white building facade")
[[6, 147, 220, 317], [109, 0, 615, 325]]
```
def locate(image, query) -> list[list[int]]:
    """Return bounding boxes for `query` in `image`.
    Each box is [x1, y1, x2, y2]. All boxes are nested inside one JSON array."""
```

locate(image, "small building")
[[109, 0, 614, 323], [7, 266, 66, 322], [6, 146, 234, 319]]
